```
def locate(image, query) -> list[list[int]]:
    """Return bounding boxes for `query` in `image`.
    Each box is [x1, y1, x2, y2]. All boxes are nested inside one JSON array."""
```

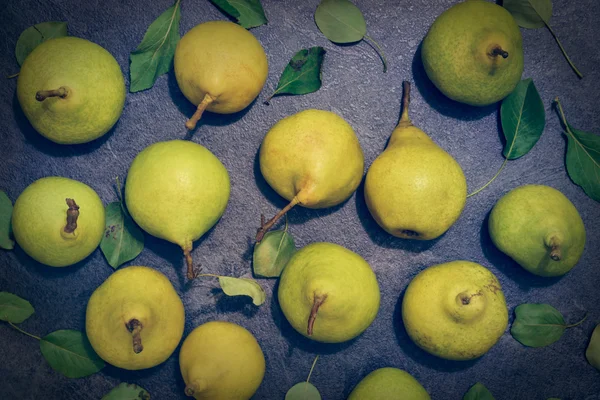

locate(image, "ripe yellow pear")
[[364, 82, 467, 240], [174, 21, 268, 130], [256, 109, 364, 241], [402, 261, 508, 360], [179, 321, 265, 400], [86, 266, 185, 370], [348, 368, 430, 400]]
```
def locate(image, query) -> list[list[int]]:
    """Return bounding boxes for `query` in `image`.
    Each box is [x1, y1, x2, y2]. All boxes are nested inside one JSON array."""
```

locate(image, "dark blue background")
[[1, 0, 599, 399]]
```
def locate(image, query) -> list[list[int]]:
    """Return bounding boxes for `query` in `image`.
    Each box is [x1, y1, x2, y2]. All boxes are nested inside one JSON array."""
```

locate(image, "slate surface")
[[1, 0, 599, 399]]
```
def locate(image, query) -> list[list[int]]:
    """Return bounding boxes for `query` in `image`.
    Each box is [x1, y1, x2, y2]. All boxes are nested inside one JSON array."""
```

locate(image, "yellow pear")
[[347, 367, 430, 400], [364, 82, 467, 240]]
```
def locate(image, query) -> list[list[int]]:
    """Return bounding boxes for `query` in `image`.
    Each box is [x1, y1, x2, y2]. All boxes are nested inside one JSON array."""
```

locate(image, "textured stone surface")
[[1, 0, 599, 399]]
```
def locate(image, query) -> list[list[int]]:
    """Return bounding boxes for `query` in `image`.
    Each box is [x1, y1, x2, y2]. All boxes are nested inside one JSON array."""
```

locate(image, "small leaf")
[[503, 0, 552, 29], [285, 382, 322, 400], [266, 47, 325, 103], [217, 276, 266, 306], [253, 228, 296, 278], [100, 202, 145, 269], [129, 0, 181, 92], [500, 78, 545, 159], [40, 330, 105, 378], [209, 0, 268, 29], [315, 0, 366, 43], [586, 323, 600, 371], [15, 22, 68, 66], [463, 383, 495, 400], [0, 191, 14, 250], [102, 383, 150, 400], [0, 292, 34, 323], [511, 304, 566, 347]]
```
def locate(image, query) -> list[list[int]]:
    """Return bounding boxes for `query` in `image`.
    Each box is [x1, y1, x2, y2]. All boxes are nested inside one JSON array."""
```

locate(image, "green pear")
[[489, 184, 586, 277], [17, 36, 125, 144], [347, 368, 430, 400], [256, 109, 364, 241], [11, 176, 105, 267], [278, 242, 380, 343], [364, 82, 467, 240], [125, 140, 230, 280], [422, 0, 524, 106]]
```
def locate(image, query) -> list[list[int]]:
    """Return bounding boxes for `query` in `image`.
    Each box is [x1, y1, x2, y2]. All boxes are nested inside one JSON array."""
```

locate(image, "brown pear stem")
[[490, 46, 509, 59], [36, 86, 69, 101], [549, 236, 562, 261], [126, 319, 143, 354], [63, 199, 80, 234], [307, 294, 327, 336], [183, 246, 198, 280], [185, 93, 214, 130], [398, 81, 412, 127], [184, 386, 195, 397], [255, 197, 299, 243]]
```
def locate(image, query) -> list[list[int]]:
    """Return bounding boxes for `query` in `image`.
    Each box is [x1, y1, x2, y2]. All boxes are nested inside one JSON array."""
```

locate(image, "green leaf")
[[40, 330, 105, 378], [0, 292, 34, 323], [555, 98, 600, 202], [129, 0, 181, 92], [15, 22, 68, 66], [266, 47, 325, 103], [511, 304, 566, 347], [217, 276, 266, 306], [253, 227, 296, 278], [463, 383, 495, 400], [285, 382, 322, 400], [0, 191, 14, 250], [586, 323, 600, 371], [209, 0, 268, 29], [500, 78, 545, 159], [100, 202, 145, 269], [314, 0, 366, 43], [503, 0, 552, 29], [102, 383, 150, 400]]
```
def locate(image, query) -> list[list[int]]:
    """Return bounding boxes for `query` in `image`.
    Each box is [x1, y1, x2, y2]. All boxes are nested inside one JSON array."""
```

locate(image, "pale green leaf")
[[15, 22, 68, 65], [463, 382, 495, 400], [209, 0, 267, 29], [102, 383, 150, 400], [253, 228, 296, 277], [218, 276, 266, 306], [314, 0, 366, 43], [100, 202, 145, 269], [285, 382, 322, 400], [503, 0, 552, 29], [0, 292, 34, 323]]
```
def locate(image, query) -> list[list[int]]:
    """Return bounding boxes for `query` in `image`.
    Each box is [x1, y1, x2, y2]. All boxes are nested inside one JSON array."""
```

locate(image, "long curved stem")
[[363, 34, 388, 73], [306, 355, 319, 383], [566, 313, 588, 328], [186, 93, 214, 130], [256, 197, 299, 243], [307, 295, 327, 336], [546, 23, 583, 79], [467, 158, 508, 198], [8, 322, 41, 341]]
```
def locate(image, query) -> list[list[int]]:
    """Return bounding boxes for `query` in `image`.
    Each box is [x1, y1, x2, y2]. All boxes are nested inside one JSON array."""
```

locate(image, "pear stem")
[[184, 386, 195, 397], [36, 86, 69, 101], [307, 294, 327, 336], [490, 46, 509, 59], [126, 319, 143, 354], [256, 197, 299, 243], [548, 236, 562, 261], [183, 246, 198, 280], [63, 198, 79, 234], [185, 93, 214, 130]]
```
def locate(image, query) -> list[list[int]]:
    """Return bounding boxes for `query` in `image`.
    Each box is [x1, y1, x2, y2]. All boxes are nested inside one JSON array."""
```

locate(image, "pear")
[[11, 176, 105, 267], [174, 21, 268, 130], [422, 0, 524, 106], [179, 321, 265, 400], [125, 140, 230, 280], [489, 184, 586, 277], [256, 109, 364, 241], [402, 260, 508, 360], [278, 242, 380, 343], [86, 266, 185, 370], [17, 36, 125, 144], [364, 82, 467, 240], [347, 368, 430, 400]]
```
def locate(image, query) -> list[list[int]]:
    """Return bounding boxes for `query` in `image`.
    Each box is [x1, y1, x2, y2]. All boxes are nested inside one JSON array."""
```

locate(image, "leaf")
[[555, 98, 600, 202], [253, 227, 296, 278], [511, 304, 566, 347], [266, 47, 325, 103], [129, 0, 181, 92], [0, 292, 34, 323], [314, 0, 366, 43], [500, 78, 545, 159], [15, 22, 68, 66], [102, 383, 150, 400], [209, 0, 268, 29], [40, 330, 105, 378], [586, 323, 600, 371], [463, 383, 495, 400], [503, 0, 552, 29], [0, 191, 14, 250], [285, 382, 322, 400], [217, 276, 266, 306], [100, 202, 145, 269]]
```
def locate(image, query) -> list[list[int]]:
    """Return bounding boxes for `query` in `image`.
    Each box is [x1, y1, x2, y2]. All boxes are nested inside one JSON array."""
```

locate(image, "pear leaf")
[[463, 382, 495, 400], [0, 191, 14, 250], [40, 330, 105, 378], [510, 304, 587, 347], [209, 0, 267, 29], [217, 276, 266, 306], [500, 78, 545, 159], [15, 21, 68, 66], [102, 383, 150, 400], [503, 0, 552, 29], [586, 323, 600, 371], [100, 202, 145, 269], [129, 0, 181, 92], [285, 382, 322, 400], [253, 226, 296, 278], [0, 292, 34, 323]]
